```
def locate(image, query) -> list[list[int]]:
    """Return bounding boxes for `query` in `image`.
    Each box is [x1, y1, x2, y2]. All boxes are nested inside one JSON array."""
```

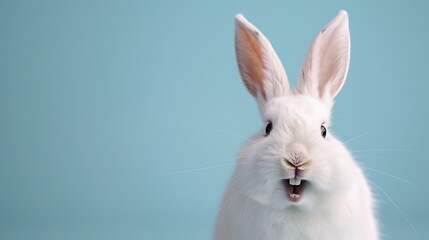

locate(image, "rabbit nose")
[[283, 157, 312, 170], [282, 155, 312, 177], [284, 143, 311, 166], [283, 153, 311, 178]]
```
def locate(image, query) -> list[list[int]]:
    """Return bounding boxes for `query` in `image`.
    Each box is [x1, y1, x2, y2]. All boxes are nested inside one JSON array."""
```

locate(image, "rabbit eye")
[[321, 125, 327, 138], [265, 121, 273, 136]]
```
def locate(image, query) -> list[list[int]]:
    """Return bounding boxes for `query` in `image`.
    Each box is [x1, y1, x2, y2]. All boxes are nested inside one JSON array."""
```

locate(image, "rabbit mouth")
[[282, 178, 308, 202]]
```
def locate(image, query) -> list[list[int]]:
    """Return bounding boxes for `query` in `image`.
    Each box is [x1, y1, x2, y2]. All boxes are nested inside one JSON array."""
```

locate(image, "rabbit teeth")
[[289, 177, 301, 186], [289, 193, 300, 199]]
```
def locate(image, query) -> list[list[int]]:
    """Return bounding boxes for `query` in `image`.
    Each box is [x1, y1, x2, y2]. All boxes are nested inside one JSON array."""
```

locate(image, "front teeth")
[[290, 193, 300, 199], [289, 178, 301, 186]]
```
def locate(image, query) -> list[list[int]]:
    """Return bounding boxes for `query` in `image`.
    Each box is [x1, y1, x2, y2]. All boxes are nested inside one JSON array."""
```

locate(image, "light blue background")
[[1, 0, 428, 239]]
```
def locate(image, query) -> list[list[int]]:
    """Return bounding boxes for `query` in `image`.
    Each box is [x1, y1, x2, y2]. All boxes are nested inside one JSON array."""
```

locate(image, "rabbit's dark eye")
[[265, 121, 273, 136], [321, 125, 327, 138]]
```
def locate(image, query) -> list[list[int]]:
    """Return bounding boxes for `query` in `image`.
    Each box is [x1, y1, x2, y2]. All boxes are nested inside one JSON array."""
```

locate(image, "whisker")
[[163, 161, 254, 175], [354, 154, 403, 162], [199, 169, 261, 233], [341, 128, 376, 145], [208, 169, 261, 215], [217, 173, 271, 221], [163, 163, 235, 175], [352, 148, 421, 154], [217, 181, 253, 219], [210, 155, 248, 164], [228, 169, 259, 183], [326, 128, 376, 151], [363, 167, 424, 189], [233, 181, 261, 240], [371, 183, 416, 232]]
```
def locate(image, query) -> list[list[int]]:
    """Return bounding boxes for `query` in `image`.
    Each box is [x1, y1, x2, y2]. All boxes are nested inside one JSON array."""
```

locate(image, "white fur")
[[214, 10, 378, 240]]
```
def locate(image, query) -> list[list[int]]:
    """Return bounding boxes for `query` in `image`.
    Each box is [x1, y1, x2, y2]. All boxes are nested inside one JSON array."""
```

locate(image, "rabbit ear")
[[296, 10, 350, 108], [235, 14, 290, 107]]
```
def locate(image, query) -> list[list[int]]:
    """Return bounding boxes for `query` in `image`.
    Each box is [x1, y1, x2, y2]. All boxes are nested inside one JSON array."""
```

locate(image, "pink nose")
[[284, 143, 311, 166], [282, 151, 312, 177]]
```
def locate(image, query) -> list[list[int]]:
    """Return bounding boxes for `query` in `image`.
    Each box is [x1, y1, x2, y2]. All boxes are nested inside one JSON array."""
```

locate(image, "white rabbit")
[[214, 10, 378, 240]]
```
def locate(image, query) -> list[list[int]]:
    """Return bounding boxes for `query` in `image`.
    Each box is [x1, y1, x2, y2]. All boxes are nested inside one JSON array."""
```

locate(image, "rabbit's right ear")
[[235, 14, 290, 108]]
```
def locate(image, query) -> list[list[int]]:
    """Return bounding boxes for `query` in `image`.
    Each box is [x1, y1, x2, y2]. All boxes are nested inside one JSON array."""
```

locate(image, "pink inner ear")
[[317, 28, 347, 98], [236, 24, 266, 99]]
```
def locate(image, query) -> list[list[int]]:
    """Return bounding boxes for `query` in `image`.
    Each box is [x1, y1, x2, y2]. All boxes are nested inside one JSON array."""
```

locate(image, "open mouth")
[[282, 178, 309, 202]]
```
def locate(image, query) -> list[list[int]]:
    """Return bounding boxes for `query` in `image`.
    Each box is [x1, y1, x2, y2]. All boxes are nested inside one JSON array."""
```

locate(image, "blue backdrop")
[[1, 1, 428, 239]]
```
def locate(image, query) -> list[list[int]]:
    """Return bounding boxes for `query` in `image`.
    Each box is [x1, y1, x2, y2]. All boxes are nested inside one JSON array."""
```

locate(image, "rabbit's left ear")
[[296, 10, 350, 108]]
